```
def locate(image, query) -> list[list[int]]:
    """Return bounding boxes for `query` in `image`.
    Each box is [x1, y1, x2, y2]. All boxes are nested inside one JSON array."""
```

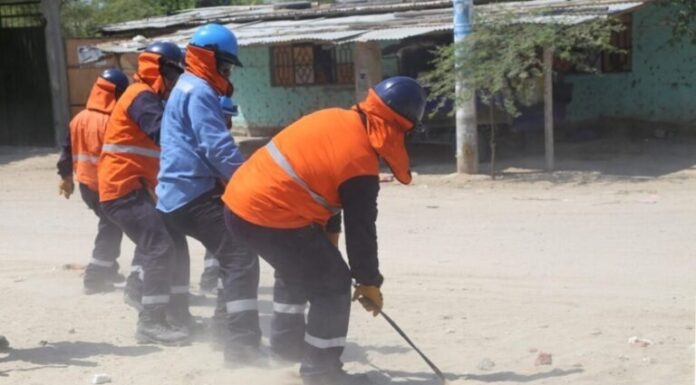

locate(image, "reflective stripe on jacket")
[[156, 72, 244, 213], [98, 82, 161, 202], [223, 89, 413, 229], [70, 110, 107, 191], [69, 77, 118, 191], [223, 107, 380, 229]]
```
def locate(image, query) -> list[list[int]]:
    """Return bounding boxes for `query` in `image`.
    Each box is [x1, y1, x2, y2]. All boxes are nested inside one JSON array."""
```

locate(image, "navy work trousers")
[[80, 184, 135, 280], [224, 209, 352, 377], [159, 187, 261, 348], [101, 188, 177, 313]]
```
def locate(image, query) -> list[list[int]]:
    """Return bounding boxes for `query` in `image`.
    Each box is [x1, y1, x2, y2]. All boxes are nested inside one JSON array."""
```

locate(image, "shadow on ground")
[[343, 342, 464, 385], [0, 341, 160, 374], [463, 368, 584, 383], [0, 146, 57, 167], [408, 135, 696, 184], [363, 367, 583, 384]]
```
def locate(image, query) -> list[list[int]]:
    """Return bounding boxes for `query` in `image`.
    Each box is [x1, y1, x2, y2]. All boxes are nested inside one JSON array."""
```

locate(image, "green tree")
[[61, 0, 199, 37], [656, 0, 696, 45], [422, 11, 623, 118], [60, 0, 98, 37], [421, 9, 628, 176], [61, 0, 336, 37]]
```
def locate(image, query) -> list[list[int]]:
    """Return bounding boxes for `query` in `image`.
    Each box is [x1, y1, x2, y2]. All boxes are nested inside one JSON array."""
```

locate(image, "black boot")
[[224, 343, 269, 368], [0, 335, 9, 351], [84, 264, 117, 295], [123, 273, 143, 311], [199, 266, 219, 294], [206, 285, 228, 349], [166, 296, 201, 338], [83, 277, 115, 295], [136, 308, 190, 346], [108, 261, 125, 283]]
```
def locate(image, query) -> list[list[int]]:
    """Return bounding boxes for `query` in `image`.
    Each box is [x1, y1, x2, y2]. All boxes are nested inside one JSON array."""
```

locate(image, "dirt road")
[[0, 146, 693, 384]]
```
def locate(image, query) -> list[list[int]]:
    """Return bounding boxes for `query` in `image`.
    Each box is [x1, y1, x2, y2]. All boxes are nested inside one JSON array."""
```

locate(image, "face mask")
[[217, 60, 234, 78]]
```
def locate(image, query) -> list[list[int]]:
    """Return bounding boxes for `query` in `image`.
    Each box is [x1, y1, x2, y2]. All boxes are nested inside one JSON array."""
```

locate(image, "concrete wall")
[[566, 4, 696, 125], [230, 46, 354, 136], [231, 40, 399, 136]]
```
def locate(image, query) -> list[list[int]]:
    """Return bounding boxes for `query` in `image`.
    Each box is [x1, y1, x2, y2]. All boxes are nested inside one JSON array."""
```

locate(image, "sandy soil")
[[0, 142, 694, 385]]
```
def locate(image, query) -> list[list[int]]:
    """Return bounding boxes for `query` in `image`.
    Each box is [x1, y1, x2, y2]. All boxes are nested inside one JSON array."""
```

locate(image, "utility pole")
[[40, 0, 70, 147], [543, 47, 555, 171], [453, 0, 477, 174]]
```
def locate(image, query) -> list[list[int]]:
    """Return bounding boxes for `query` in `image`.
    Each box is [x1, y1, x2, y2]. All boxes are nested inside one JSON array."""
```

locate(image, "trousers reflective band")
[[131, 265, 144, 281], [304, 333, 346, 349], [89, 258, 114, 268], [204, 258, 220, 268], [170, 285, 189, 294], [74, 153, 99, 165], [265, 141, 340, 215], [273, 302, 306, 314], [102, 144, 160, 158], [142, 295, 170, 305], [226, 299, 258, 313]]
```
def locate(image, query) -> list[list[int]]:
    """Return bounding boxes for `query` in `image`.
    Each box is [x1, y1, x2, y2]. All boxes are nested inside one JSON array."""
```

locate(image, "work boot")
[[123, 273, 143, 311], [83, 279, 115, 295], [136, 309, 190, 346], [270, 346, 303, 365], [84, 263, 123, 294], [224, 344, 269, 368], [302, 370, 372, 385], [0, 335, 9, 351], [188, 292, 208, 305], [166, 303, 202, 338], [108, 263, 126, 283], [268, 348, 302, 368], [199, 266, 219, 294], [208, 314, 227, 350]]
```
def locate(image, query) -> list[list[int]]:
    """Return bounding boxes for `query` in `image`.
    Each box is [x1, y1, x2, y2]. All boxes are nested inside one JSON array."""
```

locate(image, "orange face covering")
[[85, 77, 118, 114], [133, 52, 167, 96], [355, 89, 414, 185], [185, 45, 233, 96]]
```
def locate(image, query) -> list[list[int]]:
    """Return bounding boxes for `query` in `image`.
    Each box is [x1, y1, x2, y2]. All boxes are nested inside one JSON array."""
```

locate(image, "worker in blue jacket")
[[156, 23, 263, 365], [200, 95, 238, 292]]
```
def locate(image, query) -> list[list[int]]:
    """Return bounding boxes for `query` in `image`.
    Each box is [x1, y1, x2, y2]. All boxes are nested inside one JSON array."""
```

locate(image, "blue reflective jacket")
[[156, 73, 244, 213]]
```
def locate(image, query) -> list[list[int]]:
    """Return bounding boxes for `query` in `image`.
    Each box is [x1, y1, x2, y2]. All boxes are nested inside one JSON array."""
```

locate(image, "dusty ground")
[[0, 140, 694, 385]]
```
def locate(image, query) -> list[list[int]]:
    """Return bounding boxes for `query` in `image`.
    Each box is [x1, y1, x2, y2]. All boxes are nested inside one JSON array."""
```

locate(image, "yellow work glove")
[[58, 177, 74, 199], [352, 285, 383, 317]]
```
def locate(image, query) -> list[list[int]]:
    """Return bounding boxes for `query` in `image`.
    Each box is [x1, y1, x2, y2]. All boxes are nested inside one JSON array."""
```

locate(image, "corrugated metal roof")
[[349, 26, 451, 42], [242, 30, 365, 45], [101, 1, 451, 33], [89, 0, 649, 58]]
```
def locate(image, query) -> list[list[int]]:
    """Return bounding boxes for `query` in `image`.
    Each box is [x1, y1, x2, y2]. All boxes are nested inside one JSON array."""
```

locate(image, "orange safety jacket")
[[98, 53, 166, 202], [223, 89, 414, 229], [69, 77, 118, 191]]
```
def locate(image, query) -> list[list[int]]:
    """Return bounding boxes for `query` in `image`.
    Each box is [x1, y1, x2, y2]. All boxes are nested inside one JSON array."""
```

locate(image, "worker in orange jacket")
[[223, 77, 426, 385], [98, 42, 189, 345], [56, 68, 130, 294]]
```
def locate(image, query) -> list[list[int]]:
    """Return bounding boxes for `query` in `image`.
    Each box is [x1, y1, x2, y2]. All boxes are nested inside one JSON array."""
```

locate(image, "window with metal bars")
[[0, 2, 44, 29], [270, 43, 354, 87], [601, 14, 632, 73]]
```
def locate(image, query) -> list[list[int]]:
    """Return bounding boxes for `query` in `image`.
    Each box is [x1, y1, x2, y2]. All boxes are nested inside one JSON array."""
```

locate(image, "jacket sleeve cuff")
[[356, 272, 383, 288]]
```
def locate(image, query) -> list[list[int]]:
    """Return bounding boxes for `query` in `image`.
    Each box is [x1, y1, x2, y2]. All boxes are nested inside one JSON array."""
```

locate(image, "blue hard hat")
[[219, 96, 238, 117], [145, 41, 184, 70], [373, 76, 426, 127], [100, 68, 129, 93], [190, 23, 243, 67]]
